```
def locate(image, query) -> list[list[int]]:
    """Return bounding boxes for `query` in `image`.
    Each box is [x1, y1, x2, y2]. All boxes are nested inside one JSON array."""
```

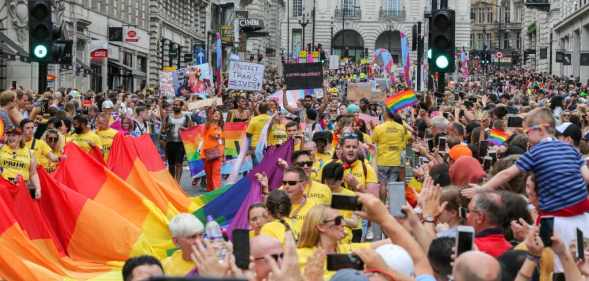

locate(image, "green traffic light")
[[435, 55, 449, 69], [33, 45, 48, 59]]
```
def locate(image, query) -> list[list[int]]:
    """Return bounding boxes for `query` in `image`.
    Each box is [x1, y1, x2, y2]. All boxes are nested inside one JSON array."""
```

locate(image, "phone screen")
[[456, 227, 474, 256], [539, 217, 555, 247], [326, 254, 364, 271], [479, 140, 489, 158], [578, 228, 585, 261], [438, 137, 447, 151], [387, 182, 406, 218], [331, 195, 363, 211], [459, 207, 467, 220], [427, 139, 434, 152], [232, 229, 250, 270]]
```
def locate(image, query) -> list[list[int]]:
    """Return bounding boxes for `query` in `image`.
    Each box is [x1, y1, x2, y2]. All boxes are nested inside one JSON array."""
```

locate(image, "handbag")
[[203, 146, 222, 160]]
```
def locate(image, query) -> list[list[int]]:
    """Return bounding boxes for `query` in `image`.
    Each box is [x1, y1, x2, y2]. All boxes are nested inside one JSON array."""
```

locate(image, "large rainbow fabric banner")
[[385, 89, 417, 113], [180, 125, 206, 176], [489, 129, 510, 146]]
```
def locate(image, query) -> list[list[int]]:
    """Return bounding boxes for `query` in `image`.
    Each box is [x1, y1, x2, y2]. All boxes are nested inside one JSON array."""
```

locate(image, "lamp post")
[[287, 0, 290, 60], [312, 0, 316, 49], [330, 19, 334, 51], [299, 12, 310, 51]]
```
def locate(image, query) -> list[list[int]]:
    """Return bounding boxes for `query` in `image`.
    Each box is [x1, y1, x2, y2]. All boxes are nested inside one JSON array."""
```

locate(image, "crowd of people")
[[3, 64, 589, 281]]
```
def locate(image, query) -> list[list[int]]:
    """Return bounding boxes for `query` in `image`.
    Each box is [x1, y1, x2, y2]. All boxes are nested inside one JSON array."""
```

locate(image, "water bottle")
[[205, 216, 226, 261]]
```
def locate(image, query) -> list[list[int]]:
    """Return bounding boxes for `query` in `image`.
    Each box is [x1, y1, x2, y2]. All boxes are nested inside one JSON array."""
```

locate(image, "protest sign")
[[186, 97, 223, 111], [159, 71, 176, 97], [347, 81, 386, 102], [228, 61, 265, 91], [174, 64, 213, 96], [284, 63, 323, 90], [329, 55, 340, 70]]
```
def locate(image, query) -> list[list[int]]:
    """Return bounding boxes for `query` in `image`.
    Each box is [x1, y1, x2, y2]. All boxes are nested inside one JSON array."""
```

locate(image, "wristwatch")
[[422, 215, 436, 224]]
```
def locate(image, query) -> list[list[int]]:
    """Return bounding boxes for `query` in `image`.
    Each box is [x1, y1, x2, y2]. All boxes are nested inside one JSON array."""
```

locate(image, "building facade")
[[0, 0, 210, 92], [279, 0, 471, 63], [552, 0, 589, 82], [470, 0, 524, 66]]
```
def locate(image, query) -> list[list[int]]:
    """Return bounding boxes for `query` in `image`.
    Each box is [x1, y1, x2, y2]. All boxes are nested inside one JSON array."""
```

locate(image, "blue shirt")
[[516, 140, 587, 211]]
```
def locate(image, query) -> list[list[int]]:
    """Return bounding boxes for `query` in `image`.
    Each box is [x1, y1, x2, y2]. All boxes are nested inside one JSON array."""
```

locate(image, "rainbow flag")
[[385, 89, 417, 113], [489, 129, 510, 146], [223, 122, 247, 157], [180, 125, 205, 176]]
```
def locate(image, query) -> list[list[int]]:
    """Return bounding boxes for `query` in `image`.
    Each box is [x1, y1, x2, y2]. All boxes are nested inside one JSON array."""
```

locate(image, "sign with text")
[[187, 97, 224, 111], [159, 71, 176, 97], [347, 81, 386, 102], [329, 55, 340, 70], [283, 62, 323, 90], [228, 61, 265, 91]]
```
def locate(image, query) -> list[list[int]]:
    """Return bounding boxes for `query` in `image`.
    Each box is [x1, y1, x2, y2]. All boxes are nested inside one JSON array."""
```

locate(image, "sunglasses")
[[282, 180, 301, 186], [323, 216, 344, 226], [47, 137, 58, 142], [295, 161, 314, 167], [254, 253, 284, 262]]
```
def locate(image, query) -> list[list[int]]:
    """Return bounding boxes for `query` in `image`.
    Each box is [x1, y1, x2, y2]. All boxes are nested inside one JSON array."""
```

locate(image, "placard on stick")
[[228, 61, 265, 91]]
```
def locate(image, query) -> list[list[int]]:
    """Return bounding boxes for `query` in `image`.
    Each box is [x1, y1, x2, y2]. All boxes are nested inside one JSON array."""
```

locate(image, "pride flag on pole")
[[223, 122, 247, 157], [385, 89, 417, 113], [489, 129, 510, 146]]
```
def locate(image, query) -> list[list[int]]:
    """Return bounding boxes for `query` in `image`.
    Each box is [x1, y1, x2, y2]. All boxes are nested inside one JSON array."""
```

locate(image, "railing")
[[379, 7, 406, 20], [334, 7, 361, 19]]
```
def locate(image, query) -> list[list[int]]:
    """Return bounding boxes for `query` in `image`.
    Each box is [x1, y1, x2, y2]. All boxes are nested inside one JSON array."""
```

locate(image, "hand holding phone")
[[326, 254, 364, 271], [456, 225, 475, 256], [232, 229, 250, 270], [577, 228, 585, 261], [539, 217, 555, 247], [331, 195, 363, 211]]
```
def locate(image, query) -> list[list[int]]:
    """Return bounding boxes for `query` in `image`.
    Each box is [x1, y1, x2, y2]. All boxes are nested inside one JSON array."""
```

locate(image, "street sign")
[[496, 51, 503, 59]]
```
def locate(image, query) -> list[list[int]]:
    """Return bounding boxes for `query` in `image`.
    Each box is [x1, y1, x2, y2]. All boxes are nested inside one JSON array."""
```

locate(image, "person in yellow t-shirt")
[[290, 150, 332, 206], [246, 103, 272, 149], [40, 129, 63, 173], [312, 131, 334, 172], [70, 115, 102, 153], [162, 213, 204, 276], [371, 110, 409, 187], [95, 112, 120, 161], [0, 128, 42, 198], [296, 205, 390, 280], [21, 119, 61, 171], [267, 114, 288, 146], [320, 161, 361, 244]]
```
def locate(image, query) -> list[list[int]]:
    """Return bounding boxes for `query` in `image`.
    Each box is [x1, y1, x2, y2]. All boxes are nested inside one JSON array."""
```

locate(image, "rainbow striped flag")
[[223, 122, 247, 157], [385, 89, 417, 113], [180, 125, 205, 176], [489, 129, 510, 146]]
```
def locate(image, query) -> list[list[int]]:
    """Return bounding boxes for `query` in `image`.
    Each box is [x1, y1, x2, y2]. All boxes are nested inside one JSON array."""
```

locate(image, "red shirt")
[[474, 228, 512, 258]]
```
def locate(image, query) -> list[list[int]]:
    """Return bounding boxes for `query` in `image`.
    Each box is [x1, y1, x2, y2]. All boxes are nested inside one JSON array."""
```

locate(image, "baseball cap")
[[448, 144, 473, 161], [374, 244, 415, 277], [555, 122, 582, 144], [329, 269, 369, 281], [102, 100, 114, 109], [347, 104, 360, 114]]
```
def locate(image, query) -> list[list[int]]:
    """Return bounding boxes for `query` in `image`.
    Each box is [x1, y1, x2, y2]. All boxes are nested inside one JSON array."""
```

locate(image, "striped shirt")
[[516, 140, 587, 211]]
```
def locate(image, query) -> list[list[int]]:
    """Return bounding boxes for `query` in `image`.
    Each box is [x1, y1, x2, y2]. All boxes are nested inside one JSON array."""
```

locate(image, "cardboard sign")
[[159, 71, 176, 97], [329, 55, 340, 70], [186, 97, 224, 111], [228, 61, 265, 91], [283, 62, 323, 90], [347, 81, 386, 102]]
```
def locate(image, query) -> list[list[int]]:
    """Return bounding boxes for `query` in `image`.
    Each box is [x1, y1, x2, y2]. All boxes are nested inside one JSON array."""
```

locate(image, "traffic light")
[[28, 0, 53, 62], [429, 9, 455, 73], [52, 40, 73, 64]]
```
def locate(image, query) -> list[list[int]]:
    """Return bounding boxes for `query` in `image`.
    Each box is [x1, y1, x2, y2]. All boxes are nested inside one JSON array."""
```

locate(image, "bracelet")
[[526, 253, 541, 264]]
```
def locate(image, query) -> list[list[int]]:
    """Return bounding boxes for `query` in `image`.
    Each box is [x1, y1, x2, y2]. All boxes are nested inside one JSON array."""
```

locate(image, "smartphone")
[[459, 207, 467, 220], [438, 137, 447, 151], [483, 156, 493, 171], [489, 151, 497, 162], [539, 217, 555, 247], [578, 228, 585, 261], [387, 181, 406, 218], [427, 139, 434, 152], [479, 140, 489, 158], [232, 229, 250, 270], [331, 195, 363, 211], [326, 254, 364, 271], [456, 225, 475, 256], [507, 116, 523, 128]]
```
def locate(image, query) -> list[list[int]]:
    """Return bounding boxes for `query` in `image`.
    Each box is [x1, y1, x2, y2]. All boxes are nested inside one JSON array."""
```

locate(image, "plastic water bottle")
[[205, 216, 226, 261]]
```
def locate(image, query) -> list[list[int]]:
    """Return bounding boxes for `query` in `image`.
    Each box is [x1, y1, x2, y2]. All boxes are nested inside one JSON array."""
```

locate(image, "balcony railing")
[[334, 7, 361, 19], [379, 7, 406, 20]]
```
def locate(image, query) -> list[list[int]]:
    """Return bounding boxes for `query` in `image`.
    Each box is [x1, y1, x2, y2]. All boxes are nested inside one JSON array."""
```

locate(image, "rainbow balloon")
[[385, 90, 417, 113]]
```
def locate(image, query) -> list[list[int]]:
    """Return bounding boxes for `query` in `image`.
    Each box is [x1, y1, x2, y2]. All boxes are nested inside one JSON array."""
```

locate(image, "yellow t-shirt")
[[306, 181, 332, 206], [246, 114, 271, 148], [162, 250, 196, 277], [268, 123, 288, 146], [260, 220, 290, 244], [26, 139, 52, 171], [311, 151, 333, 182], [96, 128, 119, 161], [71, 131, 102, 153], [319, 160, 378, 190], [297, 243, 371, 280], [371, 121, 408, 167], [289, 199, 317, 241], [0, 146, 31, 181]]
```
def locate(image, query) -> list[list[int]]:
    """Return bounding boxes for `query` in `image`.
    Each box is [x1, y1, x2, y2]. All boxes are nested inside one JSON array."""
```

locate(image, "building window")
[[486, 33, 492, 47], [137, 56, 147, 73], [123, 52, 133, 67], [504, 33, 509, 49], [342, 0, 359, 17], [516, 33, 521, 49], [293, 0, 303, 17], [292, 29, 302, 52], [471, 9, 476, 21], [470, 33, 475, 49], [478, 33, 483, 49], [384, 0, 401, 11], [487, 8, 492, 23]]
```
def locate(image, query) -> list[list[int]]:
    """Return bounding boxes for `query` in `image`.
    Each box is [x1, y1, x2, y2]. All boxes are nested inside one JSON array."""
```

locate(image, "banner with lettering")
[[283, 62, 323, 90], [228, 61, 265, 91]]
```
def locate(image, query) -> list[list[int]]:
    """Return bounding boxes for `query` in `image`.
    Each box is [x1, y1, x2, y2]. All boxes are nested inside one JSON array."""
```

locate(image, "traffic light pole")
[[417, 22, 423, 92], [437, 72, 445, 94], [38, 63, 48, 93]]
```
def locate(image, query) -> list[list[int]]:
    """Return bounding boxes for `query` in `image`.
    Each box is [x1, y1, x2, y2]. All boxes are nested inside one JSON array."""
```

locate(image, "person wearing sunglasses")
[[41, 129, 64, 173], [251, 235, 284, 281], [20, 119, 62, 173], [297, 205, 390, 280], [290, 150, 332, 206], [95, 112, 120, 162]]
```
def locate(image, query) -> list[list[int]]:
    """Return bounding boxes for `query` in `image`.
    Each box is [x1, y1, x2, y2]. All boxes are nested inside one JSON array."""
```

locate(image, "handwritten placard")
[[228, 61, 265, 91], [186, 97, 224, 111]]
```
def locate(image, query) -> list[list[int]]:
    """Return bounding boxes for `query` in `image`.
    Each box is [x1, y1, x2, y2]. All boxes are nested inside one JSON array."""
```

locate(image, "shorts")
[[165, 141, 186, 165], [377, 166, 401, 185]]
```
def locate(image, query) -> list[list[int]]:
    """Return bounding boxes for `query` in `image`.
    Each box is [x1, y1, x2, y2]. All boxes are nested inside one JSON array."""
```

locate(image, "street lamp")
[[299, 12, 310, 51], [330, 19, 334, 51]]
